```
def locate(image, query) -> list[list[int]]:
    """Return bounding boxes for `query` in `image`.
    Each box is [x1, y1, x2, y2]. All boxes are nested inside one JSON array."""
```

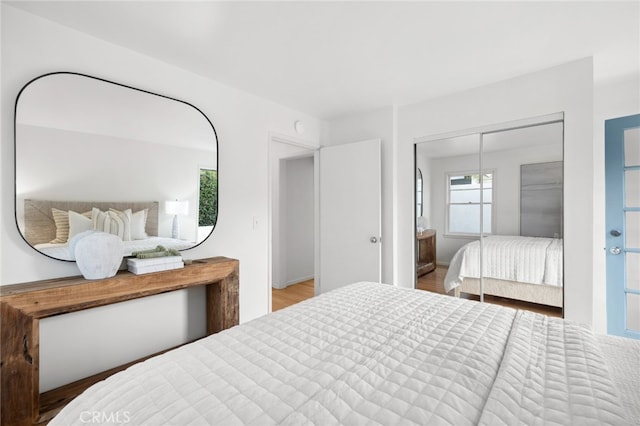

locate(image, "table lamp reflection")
[[164, 200, 189, 239]]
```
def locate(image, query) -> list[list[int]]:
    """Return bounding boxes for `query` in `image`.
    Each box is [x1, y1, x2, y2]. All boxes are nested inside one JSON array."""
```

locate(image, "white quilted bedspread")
[[51, 283, 630, 425], [444, 235, 564, 292]]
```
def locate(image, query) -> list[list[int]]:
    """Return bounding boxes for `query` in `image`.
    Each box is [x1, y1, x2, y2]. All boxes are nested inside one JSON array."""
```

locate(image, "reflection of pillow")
[[68, 210, 93, 240], [92, 208, 131, 241], [50, 208, 70, 243], [50, 208, 91, 244], [130, 209, 148, 240], [108, 209, 132, 241]]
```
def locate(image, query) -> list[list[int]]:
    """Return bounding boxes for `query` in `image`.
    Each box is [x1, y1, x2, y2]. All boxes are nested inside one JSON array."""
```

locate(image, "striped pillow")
[[50, 208, 92, 244], [50, 208, 69, 244], [92, 208, 131, 241], [108, 208, 133, 241]]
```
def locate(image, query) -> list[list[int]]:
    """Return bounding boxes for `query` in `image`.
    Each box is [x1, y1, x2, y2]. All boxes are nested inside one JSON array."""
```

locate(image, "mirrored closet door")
[[415, 117, 564, 317]]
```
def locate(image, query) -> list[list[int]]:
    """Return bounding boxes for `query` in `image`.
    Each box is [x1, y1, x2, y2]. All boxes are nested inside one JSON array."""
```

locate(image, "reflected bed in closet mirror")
[[444, 235, 563, 308], [14, 72, 218, 261]]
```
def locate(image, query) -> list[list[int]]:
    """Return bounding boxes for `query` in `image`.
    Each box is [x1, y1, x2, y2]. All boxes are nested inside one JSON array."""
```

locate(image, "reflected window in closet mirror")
[[446, 171, 493, 235], [15, 72, 218, 261]]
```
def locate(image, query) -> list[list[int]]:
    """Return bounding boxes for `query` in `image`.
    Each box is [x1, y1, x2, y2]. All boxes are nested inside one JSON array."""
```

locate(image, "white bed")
[[445, 235, 563, 307], [51, 282, 635, 425]]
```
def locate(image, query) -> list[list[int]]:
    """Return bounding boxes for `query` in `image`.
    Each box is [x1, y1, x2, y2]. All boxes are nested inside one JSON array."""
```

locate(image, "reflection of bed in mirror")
[[23, 199, 195, 261], [444, 235, 563, 307]]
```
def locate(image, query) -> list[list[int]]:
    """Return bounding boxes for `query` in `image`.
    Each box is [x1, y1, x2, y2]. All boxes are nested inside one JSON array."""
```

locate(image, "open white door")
[[318, 139, 381, 294]]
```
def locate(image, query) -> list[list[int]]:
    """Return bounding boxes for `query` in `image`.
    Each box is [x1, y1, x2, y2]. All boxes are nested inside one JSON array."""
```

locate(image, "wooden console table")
[[416, 229, 436, 277], [0, 256, 239, 426]]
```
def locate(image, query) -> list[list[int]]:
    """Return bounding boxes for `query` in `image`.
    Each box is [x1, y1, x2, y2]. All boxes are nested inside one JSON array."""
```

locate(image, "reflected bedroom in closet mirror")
[[14, 72, 218, 261], [415, 117, 564, 317]]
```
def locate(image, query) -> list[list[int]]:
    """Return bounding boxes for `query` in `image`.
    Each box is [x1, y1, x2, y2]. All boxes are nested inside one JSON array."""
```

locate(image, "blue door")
[[605, 114, 640, 339]]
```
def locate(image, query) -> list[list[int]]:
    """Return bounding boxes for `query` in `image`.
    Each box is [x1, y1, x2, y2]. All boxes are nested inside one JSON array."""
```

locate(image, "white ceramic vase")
[[74, 232, 124, 280]]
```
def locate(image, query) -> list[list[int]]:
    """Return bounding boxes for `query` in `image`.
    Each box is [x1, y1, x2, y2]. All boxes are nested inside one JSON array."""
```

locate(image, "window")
[[199, 168, 218, 228], [446, 171, 493, 235]]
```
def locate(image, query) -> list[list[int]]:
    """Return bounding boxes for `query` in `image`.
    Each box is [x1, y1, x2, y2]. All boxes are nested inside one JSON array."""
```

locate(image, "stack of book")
[[127, 256, 184, 275]]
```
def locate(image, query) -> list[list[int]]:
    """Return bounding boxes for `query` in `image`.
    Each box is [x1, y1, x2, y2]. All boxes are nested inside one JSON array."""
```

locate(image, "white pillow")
[[130, 208, 149, 240], [92, 208, 111, 235], [68, 210, 93, 239]]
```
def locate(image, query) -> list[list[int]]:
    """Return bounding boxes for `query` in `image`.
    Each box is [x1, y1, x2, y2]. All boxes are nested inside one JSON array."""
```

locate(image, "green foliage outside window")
[[199, 169, 218, 227]]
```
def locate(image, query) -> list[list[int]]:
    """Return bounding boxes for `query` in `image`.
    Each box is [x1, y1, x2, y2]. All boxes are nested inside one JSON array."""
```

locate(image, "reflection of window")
[[199, 168, 218, 227], [446, 171, 493, 235], [416, 168, 423, 217]]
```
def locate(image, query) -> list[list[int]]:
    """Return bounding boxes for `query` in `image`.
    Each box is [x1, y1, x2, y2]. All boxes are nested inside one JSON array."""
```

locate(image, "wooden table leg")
[[1, 302, 39, 426], [206, 263, 239, 335]]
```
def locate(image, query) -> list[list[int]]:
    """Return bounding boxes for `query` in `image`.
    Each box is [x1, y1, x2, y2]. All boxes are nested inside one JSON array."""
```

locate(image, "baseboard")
[[272, 275, 314, 289], [286, 275, 314, 286]]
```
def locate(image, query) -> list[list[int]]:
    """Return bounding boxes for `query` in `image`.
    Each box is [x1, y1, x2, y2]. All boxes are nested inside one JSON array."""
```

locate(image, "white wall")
[[282, 156, 314, 286], [1, 5, 325, 391], [397, 59, 594, 326], [326, 106, 394, 284]]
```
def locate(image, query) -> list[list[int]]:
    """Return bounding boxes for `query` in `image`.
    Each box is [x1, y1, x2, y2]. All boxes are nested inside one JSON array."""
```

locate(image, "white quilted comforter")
[[444, 235, 564, 292], [51, 283, 630, 425]]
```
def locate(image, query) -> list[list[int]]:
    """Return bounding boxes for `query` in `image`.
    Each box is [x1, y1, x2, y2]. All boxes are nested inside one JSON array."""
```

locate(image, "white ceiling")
[[7, 1, 640, 120]]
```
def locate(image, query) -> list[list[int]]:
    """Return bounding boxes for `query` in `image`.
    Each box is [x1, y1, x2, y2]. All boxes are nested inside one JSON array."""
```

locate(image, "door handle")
[[610, 229, 622, 237], [610, 246, 622, 255], [370, 237, 378, 244]]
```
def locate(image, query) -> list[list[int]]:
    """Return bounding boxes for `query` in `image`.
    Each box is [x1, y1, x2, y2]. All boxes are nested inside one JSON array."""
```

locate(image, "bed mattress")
[[51, 283, 631, 425]]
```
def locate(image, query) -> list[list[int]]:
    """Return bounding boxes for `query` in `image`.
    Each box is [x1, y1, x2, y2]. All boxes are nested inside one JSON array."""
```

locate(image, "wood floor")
[[272, 279, 314, 311], [273, 269, 562, 318]]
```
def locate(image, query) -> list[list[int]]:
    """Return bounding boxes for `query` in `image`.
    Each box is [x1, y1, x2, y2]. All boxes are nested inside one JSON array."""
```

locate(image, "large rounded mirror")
[[15, 72, 218, 261]]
